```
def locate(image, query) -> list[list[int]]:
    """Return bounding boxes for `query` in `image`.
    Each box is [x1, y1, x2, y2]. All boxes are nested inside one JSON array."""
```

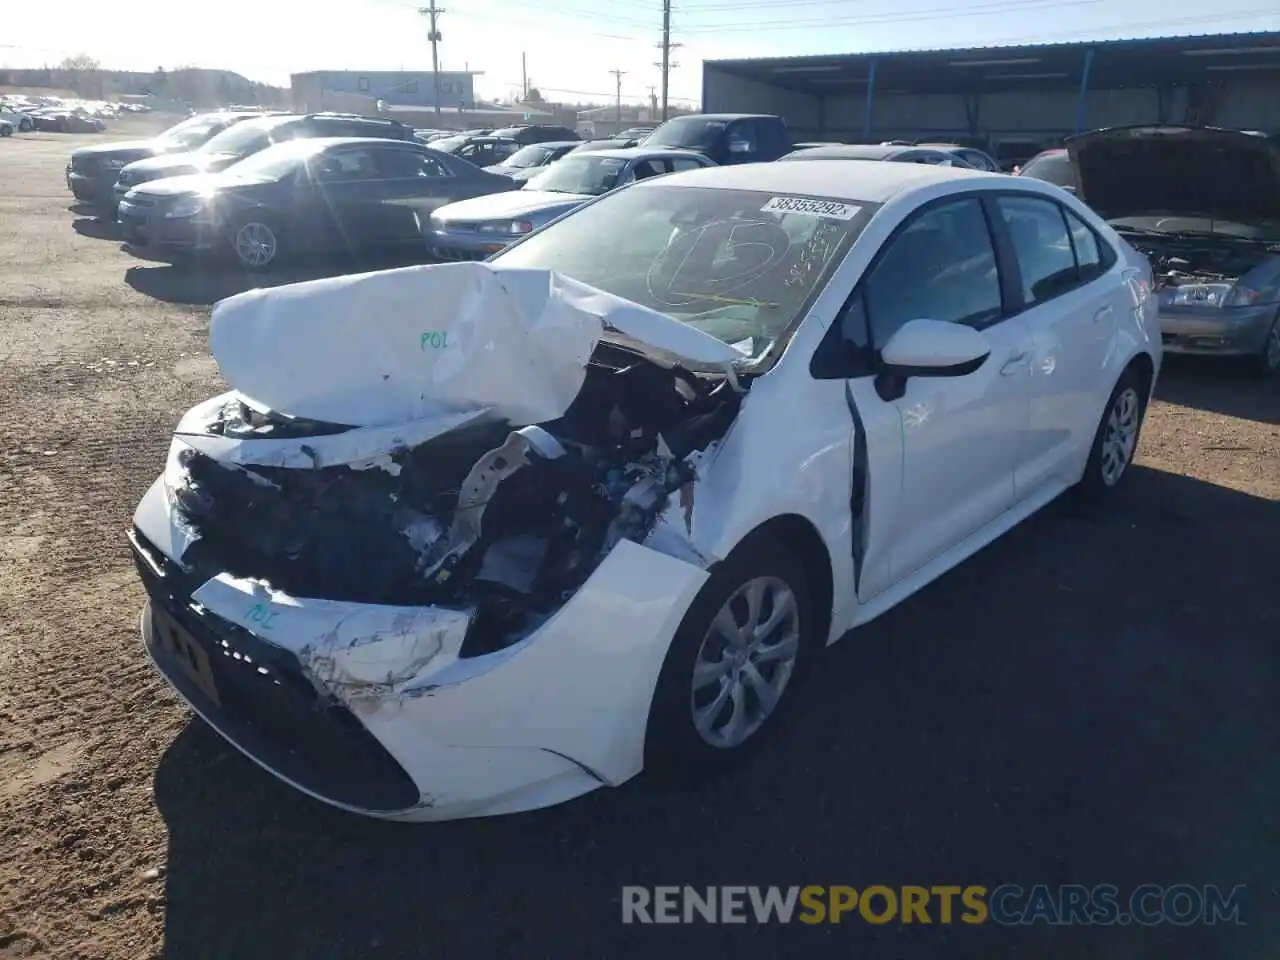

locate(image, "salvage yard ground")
[[1, 131, 1278, 959]]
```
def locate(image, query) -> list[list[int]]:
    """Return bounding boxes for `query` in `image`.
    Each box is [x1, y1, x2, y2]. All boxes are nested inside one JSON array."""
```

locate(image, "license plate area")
[[150, 605, 221, 706]]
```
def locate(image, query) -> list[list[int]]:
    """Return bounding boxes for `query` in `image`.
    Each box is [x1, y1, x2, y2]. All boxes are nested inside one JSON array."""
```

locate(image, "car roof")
[[649, 159, 991, 202], [570, 146, 707, 160], [290, 136, 427, 149], [785, 144, 939, 161], [517, 140, 579, 149]]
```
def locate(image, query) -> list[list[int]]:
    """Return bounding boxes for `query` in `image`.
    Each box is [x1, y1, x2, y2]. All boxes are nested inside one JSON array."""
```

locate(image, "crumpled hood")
[[433, 189, 591, 222], [208, 261, 744, 428], [122, 150, 240, 180], [1066, 125, 1280, 224]]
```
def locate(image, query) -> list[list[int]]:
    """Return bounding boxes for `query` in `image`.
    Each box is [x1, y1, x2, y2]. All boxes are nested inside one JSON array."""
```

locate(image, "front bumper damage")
[[133, 262, 743, 820]]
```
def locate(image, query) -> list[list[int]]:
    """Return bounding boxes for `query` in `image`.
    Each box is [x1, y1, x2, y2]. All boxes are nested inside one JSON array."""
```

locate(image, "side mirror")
[[875, 318, 991, 401]]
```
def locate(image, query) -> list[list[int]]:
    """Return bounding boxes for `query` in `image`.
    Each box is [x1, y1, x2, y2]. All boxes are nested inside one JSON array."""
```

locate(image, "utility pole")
[[418, 1, 445, 123], [656, 0, 681, 121], [609, 68, 626, 126], [648, 85, 658, 121], [521, 52, 528, 100]]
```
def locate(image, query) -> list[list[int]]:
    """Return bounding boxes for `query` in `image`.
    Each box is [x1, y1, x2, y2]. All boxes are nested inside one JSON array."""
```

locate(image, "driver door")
[[840, 196, 1035, 599]]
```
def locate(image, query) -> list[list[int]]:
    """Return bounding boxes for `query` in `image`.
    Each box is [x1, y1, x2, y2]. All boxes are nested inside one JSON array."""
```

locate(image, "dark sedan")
[[66, 111, 272, 207], [112, 113, 416, 213], [426, 134, 520, 167], [32, 109, 104, 133], [117, 137, 518, 271]]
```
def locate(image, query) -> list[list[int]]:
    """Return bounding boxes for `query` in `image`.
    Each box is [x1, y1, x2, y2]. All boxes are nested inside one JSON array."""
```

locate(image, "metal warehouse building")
[[702, 31, 1280, 162]]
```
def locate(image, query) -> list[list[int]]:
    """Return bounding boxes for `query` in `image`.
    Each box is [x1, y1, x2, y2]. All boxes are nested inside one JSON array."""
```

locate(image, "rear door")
[[369, 147, 483, 241], [304, 145, 387, 254], [989, 193, 1123, 497]]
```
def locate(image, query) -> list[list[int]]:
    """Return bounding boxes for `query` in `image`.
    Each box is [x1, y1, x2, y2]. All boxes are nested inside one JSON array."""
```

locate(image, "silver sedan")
[[427, 147, 715, 260]]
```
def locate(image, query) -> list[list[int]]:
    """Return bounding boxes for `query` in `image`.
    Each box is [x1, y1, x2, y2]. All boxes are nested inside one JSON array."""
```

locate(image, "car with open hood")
[[117, 137, 517, 270], [1066, 124, 1280, 375], [66, 111, 272, 207], [427, 147, 716, 260], [131, 160, 1161, 822], [111, 113, 416, 213]]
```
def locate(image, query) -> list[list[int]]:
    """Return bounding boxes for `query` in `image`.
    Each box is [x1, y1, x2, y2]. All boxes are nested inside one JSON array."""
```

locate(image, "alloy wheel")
[[234, 222, 278, 268], [690, 576, 801, 749], [1100, 387, 1140, 486]]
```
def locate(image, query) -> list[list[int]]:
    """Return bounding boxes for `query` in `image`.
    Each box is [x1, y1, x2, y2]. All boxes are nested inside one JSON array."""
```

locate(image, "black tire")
[[19, 117, 33, 132], [644, 537, 817, 781], [1248, 314, 1280, 379], [1076, 365, 1146, 500], [227, 215, 286, 272], [0, 125, 11, 138]]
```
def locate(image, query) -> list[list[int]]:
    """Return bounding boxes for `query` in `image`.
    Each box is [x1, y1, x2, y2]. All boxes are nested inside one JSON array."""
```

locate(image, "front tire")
[[228, 217, 285, 272], [19, 117, 32, 132], [644, 538, 816, 780], [0, 125, 11, 138], [1077, 366, 1146, 499], [1249, 314, 1280, 378]]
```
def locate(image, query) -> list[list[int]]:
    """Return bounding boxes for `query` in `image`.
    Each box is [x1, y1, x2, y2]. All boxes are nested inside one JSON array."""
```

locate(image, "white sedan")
[[130, 160, 1161, 821]]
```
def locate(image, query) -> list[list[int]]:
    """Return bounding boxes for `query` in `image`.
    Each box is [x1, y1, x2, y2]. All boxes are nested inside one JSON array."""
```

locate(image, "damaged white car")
[[131, 161, 1162, 821]]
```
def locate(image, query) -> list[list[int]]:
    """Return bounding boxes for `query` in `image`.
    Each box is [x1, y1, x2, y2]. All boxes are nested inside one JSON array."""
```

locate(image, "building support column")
[[1075, 47, 1095, 133], [964, 92, 981, 138], [863, 57, 877, 142]]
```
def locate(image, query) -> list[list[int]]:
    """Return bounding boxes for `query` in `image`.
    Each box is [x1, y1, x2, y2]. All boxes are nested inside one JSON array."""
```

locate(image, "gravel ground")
[[1, 129, 1277, 959]]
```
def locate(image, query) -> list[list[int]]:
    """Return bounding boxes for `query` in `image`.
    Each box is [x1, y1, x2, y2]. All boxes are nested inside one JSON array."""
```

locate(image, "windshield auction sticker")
[[761, 196, 861, 220]]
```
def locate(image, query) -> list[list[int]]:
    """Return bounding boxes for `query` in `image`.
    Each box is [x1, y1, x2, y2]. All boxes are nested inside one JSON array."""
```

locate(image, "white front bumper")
[[133, 478, 709, 821]]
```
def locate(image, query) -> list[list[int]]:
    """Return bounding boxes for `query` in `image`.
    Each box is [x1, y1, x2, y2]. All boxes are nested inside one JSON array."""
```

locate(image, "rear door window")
[[995, 195, 1082, 304]]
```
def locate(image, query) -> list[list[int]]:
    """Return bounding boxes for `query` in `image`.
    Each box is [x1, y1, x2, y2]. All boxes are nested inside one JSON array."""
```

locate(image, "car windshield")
[[526, 155, 633, 195], [1020, 153, 1075, 188], [492, 184, 875, 363], [645, 117, 727, 150], [220, 139, 316, 181], [429, 136, 467, 153], [157, 115, 231, 150], [504, 144, 555, 168], [199, 118, 284, 157]]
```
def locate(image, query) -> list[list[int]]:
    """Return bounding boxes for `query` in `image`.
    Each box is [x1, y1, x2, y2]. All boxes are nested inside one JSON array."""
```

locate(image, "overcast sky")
[[4, 0, 1278, 105]]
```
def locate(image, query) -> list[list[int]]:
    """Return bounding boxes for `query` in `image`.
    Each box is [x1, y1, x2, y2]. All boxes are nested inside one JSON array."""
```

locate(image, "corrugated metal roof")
[[705, 29, 1280, 66]]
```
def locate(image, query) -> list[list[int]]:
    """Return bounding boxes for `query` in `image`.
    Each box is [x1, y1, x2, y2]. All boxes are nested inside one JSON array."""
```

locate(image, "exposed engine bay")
[[1119, 232, 1279, 289], [167, 341, 741, 653]]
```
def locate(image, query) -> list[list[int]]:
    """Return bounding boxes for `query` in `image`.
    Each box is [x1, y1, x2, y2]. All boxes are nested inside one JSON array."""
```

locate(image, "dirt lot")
[[1, 129, 1278, 959]]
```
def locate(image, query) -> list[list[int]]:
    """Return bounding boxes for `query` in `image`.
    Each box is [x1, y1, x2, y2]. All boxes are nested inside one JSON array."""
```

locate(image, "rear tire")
[[1076, 366, 1146, 500], [644, 538, 817, 781], [0, 125, 11, 138]]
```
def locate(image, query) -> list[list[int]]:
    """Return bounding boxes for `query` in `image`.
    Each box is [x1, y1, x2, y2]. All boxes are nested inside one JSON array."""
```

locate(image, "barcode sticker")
[[761, 196, 861, 220]]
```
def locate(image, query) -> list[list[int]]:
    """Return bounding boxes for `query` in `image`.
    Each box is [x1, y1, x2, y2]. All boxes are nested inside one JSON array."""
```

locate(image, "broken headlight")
[[162, 438, 211, 516], [1164, 283, 1262, 308]]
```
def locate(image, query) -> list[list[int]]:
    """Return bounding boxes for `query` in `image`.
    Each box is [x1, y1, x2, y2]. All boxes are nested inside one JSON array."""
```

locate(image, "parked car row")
[[56, 108, 1280, 376]]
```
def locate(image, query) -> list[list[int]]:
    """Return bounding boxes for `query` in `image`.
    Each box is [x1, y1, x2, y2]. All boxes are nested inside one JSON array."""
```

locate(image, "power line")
[[679, 0, 1104, 33], [498, 81, 697, 102]]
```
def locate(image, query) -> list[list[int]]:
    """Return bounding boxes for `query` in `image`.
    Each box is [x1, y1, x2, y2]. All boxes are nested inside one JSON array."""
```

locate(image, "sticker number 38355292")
[[760, 196, 861, 220]]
